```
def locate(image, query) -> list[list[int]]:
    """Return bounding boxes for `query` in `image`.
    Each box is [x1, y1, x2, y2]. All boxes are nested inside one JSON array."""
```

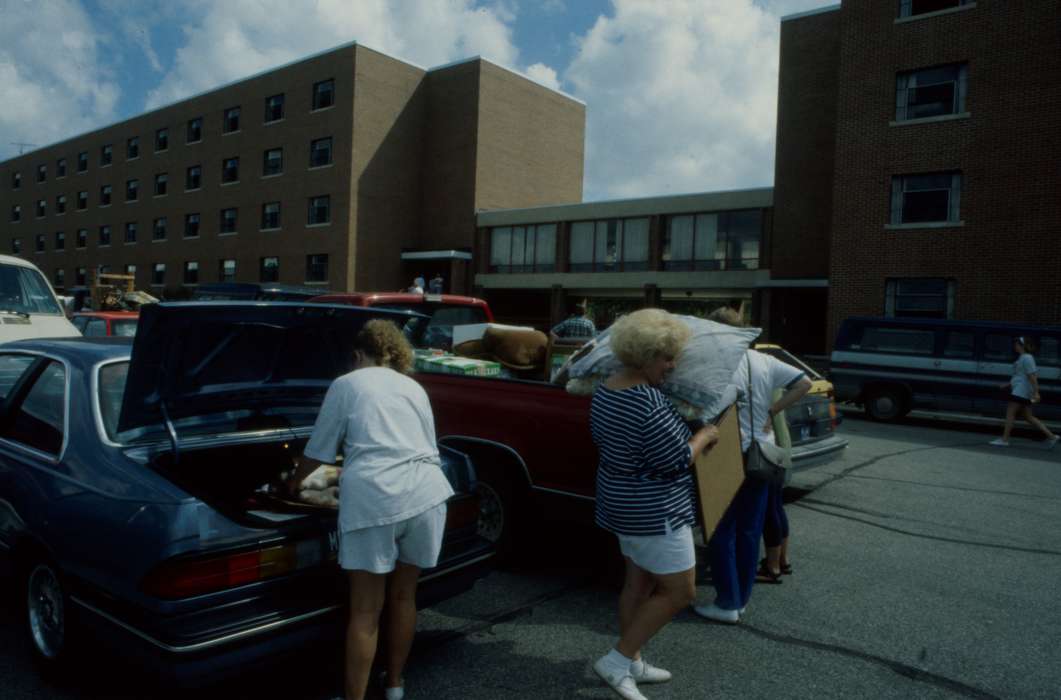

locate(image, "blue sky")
[[0, 0, 829, 200]]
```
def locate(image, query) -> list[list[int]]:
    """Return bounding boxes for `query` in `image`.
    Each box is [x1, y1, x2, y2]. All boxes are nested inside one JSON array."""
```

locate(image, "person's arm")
[[290, 382, 348, 495], [688, 424, 720, 461], [288, 456, 328, 495], [641, 404, 717, 478], [763, 376, 812, 433], [1030, 372, 1041, 403]]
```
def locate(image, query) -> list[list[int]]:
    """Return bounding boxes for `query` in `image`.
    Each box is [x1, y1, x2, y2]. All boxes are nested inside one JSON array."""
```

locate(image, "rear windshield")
[[97, 361, 320, 444], [374, 304, 487, 350], [0, 263, 62, 315], [111, 319, 138, 337], [757, 346, 822, 380]]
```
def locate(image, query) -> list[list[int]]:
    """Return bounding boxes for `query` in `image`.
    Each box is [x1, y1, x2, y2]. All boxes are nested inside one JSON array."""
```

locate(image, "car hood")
[[118, 302, 420, 434]]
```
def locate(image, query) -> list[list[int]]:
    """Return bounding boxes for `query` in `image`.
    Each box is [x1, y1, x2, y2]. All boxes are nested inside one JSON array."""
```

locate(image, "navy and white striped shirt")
[[591, 385, 695, 537]]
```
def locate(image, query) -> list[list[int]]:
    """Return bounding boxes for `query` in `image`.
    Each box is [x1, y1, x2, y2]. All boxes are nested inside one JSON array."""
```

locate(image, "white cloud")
[[565, 0, 828, 200], [0, 0, 119, 159], [525, 62, 561, 91], [144, 0, 539, 109]]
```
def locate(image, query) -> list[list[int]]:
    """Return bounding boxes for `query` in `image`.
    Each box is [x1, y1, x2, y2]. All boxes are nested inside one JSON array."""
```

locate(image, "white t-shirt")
[[1011, 354, 1038, 399], [731, 350, 806, 453], [304, 366, 454, 532]]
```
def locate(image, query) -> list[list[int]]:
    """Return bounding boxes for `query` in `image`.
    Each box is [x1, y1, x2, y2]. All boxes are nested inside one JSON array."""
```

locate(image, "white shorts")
[[339, 503, 447, 574], [618, 525, 695, 575]]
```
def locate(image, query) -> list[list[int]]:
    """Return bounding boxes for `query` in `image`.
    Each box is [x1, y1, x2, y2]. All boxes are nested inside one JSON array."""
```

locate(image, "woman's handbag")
[[742, 355, 789, 485]]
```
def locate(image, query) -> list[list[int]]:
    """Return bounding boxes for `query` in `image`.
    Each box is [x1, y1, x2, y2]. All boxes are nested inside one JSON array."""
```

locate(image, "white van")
[[0, 255, 80, 342]]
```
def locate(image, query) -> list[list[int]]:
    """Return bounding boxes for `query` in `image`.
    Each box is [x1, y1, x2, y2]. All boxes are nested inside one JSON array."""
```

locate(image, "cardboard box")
[[693, 403, 745, 544], [415, 355, 501, 377]]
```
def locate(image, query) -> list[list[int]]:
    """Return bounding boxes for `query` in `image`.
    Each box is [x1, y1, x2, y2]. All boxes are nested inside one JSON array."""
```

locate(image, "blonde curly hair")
[[609, 308, 691, 370], [355, 319, 414, 374]]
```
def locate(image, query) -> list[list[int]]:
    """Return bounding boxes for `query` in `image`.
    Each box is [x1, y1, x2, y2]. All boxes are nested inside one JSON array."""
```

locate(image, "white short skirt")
[[617, 525, 695, 575]]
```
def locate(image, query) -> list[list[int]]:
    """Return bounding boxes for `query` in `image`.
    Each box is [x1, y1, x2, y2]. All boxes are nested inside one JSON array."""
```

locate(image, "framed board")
[[693, 403, 744, 545]]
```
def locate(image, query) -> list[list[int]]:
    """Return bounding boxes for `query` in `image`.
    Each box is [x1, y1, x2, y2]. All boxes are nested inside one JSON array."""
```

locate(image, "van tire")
[[864, 387, 908, 422]]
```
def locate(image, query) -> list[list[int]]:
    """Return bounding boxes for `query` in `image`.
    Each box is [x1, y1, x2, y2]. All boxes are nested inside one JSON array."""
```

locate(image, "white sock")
[[630, 658, 646, 675], [604, 648, 633, 671]]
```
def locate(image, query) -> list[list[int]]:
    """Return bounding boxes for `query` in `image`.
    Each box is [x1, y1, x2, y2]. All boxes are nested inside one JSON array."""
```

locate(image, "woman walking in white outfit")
[[990, 336, 1059, 448], [291, 319, 453, 700]]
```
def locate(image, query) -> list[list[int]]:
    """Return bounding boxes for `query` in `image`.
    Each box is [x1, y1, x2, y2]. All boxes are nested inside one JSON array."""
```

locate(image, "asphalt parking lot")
[[3, 414, 1059, 699]]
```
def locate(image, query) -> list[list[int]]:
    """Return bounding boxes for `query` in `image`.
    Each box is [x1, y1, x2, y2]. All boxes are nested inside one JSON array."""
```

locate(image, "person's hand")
[[762, 418, 774, 435], [698, 424, 720, 448], [1033, 393, 1041, 404]]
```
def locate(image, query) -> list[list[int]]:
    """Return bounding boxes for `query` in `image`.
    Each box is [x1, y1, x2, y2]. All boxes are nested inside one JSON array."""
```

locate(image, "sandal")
[[755, 561, 783, 584], [761, 557, 792, 576]]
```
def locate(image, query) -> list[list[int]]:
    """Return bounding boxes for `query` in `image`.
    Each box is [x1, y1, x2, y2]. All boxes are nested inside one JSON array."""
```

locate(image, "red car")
[[308, 292, 493, 350], [71, 311, 140, 337]]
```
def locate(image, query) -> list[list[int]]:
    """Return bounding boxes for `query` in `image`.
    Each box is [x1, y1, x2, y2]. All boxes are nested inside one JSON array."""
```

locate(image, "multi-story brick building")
[[777, 0, 1061, 349], [0, 43, 585, 297]]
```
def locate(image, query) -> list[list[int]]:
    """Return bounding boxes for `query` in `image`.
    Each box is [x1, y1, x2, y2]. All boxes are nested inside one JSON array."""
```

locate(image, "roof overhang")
[[400, 250, 473, 261]]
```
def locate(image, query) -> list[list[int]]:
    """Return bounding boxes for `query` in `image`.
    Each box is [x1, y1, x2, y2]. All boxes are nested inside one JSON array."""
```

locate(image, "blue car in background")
[[0, 302, 492, 683]]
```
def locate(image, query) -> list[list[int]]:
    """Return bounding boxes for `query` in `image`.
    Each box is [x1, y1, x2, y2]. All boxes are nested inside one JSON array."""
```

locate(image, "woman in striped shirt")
[[591, 309, 719, 700]]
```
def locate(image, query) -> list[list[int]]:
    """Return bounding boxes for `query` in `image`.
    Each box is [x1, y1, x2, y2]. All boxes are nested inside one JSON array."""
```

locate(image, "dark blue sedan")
[[0, 302, 492, 683]]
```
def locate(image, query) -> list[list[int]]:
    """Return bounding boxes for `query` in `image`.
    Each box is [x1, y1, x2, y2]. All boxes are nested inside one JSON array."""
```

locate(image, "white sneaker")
[[594, 656, 648, 700], [380, 673, 404, 700], [989, 438, 1010, 447], [739, 606, 747, 616], [630, 659, 671, 684], [693, 603, 740, 624]]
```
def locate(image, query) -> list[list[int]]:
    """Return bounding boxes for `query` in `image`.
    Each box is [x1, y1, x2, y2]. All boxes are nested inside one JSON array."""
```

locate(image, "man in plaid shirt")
[[550, 301, 598, 340]]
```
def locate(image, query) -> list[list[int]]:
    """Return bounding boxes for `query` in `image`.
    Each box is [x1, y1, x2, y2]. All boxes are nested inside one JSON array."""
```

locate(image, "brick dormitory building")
[[3, 1, 1059, 354], [0, 42, 585, 298]]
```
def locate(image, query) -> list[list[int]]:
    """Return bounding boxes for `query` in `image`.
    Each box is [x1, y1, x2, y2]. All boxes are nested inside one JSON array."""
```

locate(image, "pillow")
[[482, 327, 548, 369], [565, 315, 759, 420]]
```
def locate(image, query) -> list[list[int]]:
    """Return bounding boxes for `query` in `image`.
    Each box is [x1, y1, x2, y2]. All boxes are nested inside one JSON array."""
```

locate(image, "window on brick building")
[[127, 136, 140, 159], [220, 208, 238, 234], [55, 231, 64, 250], [76, 267, 87, 286], [221, 157, 239, 183], [184, 261, 199, 285], [224, 106, 241, 133], [186, 165, 201, 191], [184, 213, 200, 238], [265, 94, 285, 123], [884, 278, 954, 319], [156, 127, 169, 152], [896, 64, 967, 121], [10, 204, 20, 222], [568, 218, 651, 273], [36, 234, 45, 253], [490, 224, 557, 273], [312, 79, 334, 110], [11, 238, 21, 254], [309, 137, 333, 168], [101, 144, 112, 166], [100, 184, 112, 206], [125, 221, 137, 244], [263, 148, 283, 176], [260, 256, 280, 282], [77, 152, 88, 172], [155, 172, 168, 196], [99, 225, 111, 247], [76, 229, 87, 248], [262, 202, 281, 230], [77, 191, 88, 210], [56, 194, 66, 214], [305, 254, 329, 282], [56, 158, 66, 178], [126, 179, 139, 202], [153, 217, 167, 241], [152, 263, 165, 286], [55, 268, 64, 288], [898, 0, 973, 19], [890, 172, 961, 224], [36, 200, 46, 218], [37, 164, 47, 183], [187, 117, 203, 143], [219, 258, 237, 282], [11, 171, 20, 189], [307, 195, 330, 225]]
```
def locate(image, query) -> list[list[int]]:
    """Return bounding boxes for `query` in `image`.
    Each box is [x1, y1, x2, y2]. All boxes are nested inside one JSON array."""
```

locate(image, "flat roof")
[[1, 40, 582, 165], [781, 3, 842, 22], [476, 187, 774, 226]]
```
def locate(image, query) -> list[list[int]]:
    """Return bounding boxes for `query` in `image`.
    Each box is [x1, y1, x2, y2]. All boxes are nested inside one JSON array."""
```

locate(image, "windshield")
[[97, 361, 320, 444], [374, 304, 486, 350], [0, 263, 62, 315], [111, 319, 138, 337], [757, 346, 822, 380]]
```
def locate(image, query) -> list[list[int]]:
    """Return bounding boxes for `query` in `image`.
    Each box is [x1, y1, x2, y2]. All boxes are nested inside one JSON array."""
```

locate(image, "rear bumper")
[[71, 539, 494, 686], [790, 434, 848, 470]]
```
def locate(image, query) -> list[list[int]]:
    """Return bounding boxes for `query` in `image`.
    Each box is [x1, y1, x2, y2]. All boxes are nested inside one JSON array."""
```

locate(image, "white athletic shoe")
[[380, 673, 404, 700], [630, 659, 672, 684], [989, 438, 1010, 447], [693, 603, 740, 624], [594, 656, 648, 700], [739, 606, 747, 616]]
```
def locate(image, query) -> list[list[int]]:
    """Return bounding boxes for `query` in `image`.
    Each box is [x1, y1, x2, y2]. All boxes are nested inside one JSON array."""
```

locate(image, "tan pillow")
[[482, 327, 548, 369]]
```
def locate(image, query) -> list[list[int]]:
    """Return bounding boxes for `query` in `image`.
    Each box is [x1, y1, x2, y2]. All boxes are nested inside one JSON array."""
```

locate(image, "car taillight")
[[142, 541, 323, 600], [829, 400, 838, 428]]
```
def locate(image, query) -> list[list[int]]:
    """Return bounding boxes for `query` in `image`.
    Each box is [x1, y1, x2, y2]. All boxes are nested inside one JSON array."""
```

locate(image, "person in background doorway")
[[590, 308, 720, 700], [428, 273, 444, 295], [990, 336, 1059, 448], [289, 320, 453, 700], [550, 300, 597, 341], [694, 307, 811, 624], [406, 277, 425, 294]]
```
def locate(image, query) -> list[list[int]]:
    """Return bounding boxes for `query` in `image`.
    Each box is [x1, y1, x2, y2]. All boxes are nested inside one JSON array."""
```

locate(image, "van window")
[[0, 263, 63, 315], [1037, 337, 1059, 367], [942, 331, 975, 359], [983, 334, 1013, 363], [858, 327, 934, 355]]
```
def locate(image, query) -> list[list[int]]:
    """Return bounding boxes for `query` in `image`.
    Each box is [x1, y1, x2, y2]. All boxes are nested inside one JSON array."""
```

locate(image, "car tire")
[[472, 464, 523, 567], [864, 387, 908, 422], [21, 557, 76, 673]]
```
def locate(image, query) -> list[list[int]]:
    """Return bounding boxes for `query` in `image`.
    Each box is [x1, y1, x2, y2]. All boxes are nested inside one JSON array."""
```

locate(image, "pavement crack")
[[809, 441, 976, 491], [736, 623, 1001, 699], [843, 474, 1061, 502], [793, 502, 1061, 556]]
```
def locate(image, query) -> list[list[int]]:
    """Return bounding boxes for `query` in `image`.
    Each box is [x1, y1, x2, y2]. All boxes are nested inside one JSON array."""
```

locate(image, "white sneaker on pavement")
[[594, 656, 648, 700], [739, 606, 747, 616], [693, 603, 740, 624], [989, 438, 1010, 447], [630, 658, 672, 684]]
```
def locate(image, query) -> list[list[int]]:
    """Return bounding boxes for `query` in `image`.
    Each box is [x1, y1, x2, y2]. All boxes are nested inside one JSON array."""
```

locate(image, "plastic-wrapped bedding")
[[562, 315, 760, 421]]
